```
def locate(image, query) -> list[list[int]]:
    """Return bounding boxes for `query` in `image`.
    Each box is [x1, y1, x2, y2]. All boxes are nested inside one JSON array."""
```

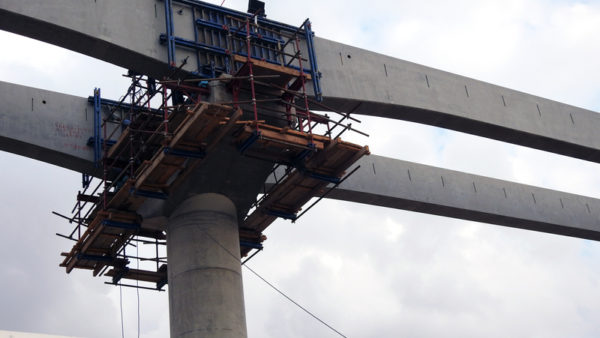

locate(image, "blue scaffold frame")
[[93, 88, 102, 167], [160, 0, 323, 101]]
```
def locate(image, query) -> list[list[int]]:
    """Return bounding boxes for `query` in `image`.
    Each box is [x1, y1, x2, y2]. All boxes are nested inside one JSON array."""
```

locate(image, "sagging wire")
[[137, 240, 141, 338], [243, 264, 347, 338], [201, 229, 347, 338], [120, 283, 125, 338], [118, 242, 142, 338]]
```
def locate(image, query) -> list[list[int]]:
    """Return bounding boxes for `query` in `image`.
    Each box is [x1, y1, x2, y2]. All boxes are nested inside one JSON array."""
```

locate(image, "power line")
[[243, 264, 348, 338], [120, 284, 125, 338], [117, 243, 141, 338], [201, 230, 347, 338], [120, 246, 126, 338], [137, 241, 141, 338]]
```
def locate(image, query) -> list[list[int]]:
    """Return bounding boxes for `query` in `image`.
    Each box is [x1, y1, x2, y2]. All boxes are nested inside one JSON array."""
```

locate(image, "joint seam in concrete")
[[169, 210, 237, 223], [177, 328, 234, 336], [170, 266, 242, 280]]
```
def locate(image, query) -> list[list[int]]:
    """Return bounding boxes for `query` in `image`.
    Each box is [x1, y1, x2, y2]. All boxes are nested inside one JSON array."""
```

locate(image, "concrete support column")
[[167, 193, 247, 338]]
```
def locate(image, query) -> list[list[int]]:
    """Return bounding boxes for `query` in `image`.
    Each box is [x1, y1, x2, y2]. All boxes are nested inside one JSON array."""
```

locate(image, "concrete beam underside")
[[1, 0, 600, 162]]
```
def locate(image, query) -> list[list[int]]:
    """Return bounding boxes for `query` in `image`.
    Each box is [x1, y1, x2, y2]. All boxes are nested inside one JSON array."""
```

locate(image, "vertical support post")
[[164, 0, 176, 67], [76, 195, 81, 240], [93, 88, 101, 167], [167, 193, 247, 338], [303, 19, 322, 102], [163, 85, 169, 137], [245, 18, 259, 128], [294, 36, 314, 145], [155, 238, 160, 272], [191, 7, 202, 73], [102, 112, 108, 210], [129, 78, 135, 179]]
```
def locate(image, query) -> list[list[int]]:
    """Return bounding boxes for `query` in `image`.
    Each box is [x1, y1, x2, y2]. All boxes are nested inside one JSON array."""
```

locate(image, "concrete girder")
[[0, 0, 169, 79], [321, 155, 600, 242], [315, 38, 600, 163], [0, 80, 96, 174], [2, 0, 600, 162]]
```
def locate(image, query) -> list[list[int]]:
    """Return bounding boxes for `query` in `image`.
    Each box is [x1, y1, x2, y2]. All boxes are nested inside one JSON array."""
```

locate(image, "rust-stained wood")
[[206, 107, 242, 151], [62, 99, 367, 286], [105, 265, 167, 284], [240, 122, 369, 234], [170, 103, 207, 146], [62, 101, 237, 282], [107, 127, 131, 158], [233, 55, 311, 81], [135, 150, 167, 190]]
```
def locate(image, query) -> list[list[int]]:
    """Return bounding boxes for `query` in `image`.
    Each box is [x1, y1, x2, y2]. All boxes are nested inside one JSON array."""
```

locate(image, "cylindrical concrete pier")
[[167, 193, 247, 338]]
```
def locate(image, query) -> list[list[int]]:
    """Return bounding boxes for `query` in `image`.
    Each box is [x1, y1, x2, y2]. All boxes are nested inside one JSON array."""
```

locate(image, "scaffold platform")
[[60, 103, 240, 283], [56, 3, 369, 290]]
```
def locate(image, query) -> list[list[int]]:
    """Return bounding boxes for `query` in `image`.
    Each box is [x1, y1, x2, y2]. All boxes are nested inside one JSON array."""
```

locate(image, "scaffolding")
[[160, 0, 322, 101], [56, 1, 369, 290]]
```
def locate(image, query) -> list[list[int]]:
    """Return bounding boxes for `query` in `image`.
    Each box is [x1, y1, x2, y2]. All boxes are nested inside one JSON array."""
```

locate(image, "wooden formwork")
[[235, 123, 370, 256], [60, 103, 240, 287], [232, 54, 312, 89], [61, 100, 369, 286]]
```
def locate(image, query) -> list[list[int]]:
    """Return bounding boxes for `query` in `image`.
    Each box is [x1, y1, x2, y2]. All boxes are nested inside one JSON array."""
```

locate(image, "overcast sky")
[[1, 0, 600, 337]]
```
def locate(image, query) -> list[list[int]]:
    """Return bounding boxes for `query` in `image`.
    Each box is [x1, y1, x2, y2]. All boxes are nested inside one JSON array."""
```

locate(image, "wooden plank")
[[106, 180, 133, 208], [206, 107, 243, 152], [97, 233, 122, 239], [187, 118, 222, 144], [241, 126, 326, 150], [233, 55, 311, 80], [135, 149, 166, 190], [332, 146, 370, 176], [107, 210, 139, 222], [257, 123, 331, 143], [105, 267, 167, 283], [169, 103, 207, 148], [139, 182, 170, 189], [205, 103, 233, 116], [168, 108, 242, 192], [62, 210, 109, 271], [107, 127, 130, 158]]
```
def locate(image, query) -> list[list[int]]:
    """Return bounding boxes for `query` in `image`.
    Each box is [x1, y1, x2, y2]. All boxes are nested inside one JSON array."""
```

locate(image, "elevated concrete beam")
[[0, 0, 169, 78], [315, 38, 600, 163], [0, 80, 96, 174], [320, 155, 600, 241], [2, 1, 600, 162]]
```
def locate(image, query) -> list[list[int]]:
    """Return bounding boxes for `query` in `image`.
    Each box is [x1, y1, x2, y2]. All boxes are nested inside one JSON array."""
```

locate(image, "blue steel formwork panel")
[[160, 0, 323, 100], [93, 88, 102, 167]]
